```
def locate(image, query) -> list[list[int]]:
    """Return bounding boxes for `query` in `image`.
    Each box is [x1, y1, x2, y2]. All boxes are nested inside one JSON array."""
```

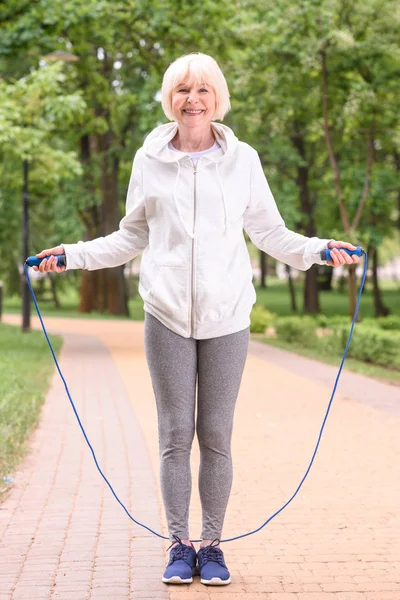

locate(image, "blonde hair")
[[161, 53, 231, 122]]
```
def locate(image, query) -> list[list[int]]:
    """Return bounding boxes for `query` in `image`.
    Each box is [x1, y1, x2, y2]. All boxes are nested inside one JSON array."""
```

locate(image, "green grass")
[[253, 278, 400, 319], [3, 277, 399, 321], [0, 323, 62, 499], [3, 286, 144, 321], [251, 334, 400, 386]]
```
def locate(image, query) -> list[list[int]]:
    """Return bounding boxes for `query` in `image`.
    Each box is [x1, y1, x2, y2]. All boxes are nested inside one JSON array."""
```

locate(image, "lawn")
[[3, 276, 399, 321], [0, 323, 62, 498]]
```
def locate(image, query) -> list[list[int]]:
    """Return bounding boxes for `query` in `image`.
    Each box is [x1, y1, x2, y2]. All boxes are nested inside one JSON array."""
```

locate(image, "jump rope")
[[25, 246, 366, 544]]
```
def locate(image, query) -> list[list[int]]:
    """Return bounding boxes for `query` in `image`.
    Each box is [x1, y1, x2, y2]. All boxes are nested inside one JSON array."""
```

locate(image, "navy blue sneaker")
[[197, 538, 231, 585], [162, 535, 198, 584]]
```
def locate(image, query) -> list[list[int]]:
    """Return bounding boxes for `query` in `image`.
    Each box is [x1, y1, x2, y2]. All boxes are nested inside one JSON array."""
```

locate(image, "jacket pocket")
[[147, 265, 189, 318], [139, 255, 161, 300], [196, 265, 235, 322]]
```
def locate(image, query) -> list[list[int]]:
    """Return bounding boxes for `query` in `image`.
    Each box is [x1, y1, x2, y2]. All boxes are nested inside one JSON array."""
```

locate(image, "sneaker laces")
[[198, 538, 225, 566], [166, 535, 194, 563]]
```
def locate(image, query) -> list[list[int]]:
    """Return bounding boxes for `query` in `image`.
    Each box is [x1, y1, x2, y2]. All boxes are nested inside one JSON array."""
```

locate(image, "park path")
[[0, 313, 399, 600]]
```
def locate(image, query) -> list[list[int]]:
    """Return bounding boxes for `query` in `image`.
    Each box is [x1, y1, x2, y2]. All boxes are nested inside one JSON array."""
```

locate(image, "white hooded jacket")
[[62, 122, 333, 339]]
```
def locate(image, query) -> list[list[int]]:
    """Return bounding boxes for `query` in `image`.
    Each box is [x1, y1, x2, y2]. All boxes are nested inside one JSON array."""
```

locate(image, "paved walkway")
[[1, 314, 399, 600]]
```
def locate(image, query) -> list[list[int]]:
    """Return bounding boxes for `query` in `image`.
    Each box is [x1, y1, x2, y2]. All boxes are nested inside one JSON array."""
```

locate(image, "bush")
[[250, 305, 276, 333], [275, 316, 318, 347], [253, 312, 400, 371], [346, 325, 400, 369], [376, 316, 400, 331], [357, 316, 400, 331], [314, 314, 329, 328], [314, 314, 350, 328]]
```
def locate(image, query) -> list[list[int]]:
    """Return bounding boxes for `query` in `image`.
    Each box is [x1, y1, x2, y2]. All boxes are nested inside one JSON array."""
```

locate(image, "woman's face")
[[171, 77, 216, 128]]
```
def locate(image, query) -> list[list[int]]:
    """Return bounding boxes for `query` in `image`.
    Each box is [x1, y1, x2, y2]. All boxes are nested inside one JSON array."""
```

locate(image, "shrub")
[[250, 305, 276, 333], [314, 314, 329, 328], [315, 314, 350, 328], [358, 316, 400, 331], [376, 316, 400, 331], [346, 325, 400, 369], [275, 316, 317, 347]]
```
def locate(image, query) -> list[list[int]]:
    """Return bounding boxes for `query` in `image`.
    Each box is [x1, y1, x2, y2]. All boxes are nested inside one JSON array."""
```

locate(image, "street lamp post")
[[22, 159, 30, 332]]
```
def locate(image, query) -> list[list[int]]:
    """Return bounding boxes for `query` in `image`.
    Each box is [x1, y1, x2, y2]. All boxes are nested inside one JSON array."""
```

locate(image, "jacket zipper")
[[190, 160, 197, 337]]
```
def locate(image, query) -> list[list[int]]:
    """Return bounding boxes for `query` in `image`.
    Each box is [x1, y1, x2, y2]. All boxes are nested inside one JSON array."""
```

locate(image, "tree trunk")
[[49, 274, 61, 309], [285, 264, 297, 312], [98, 129, 129, 316], [77, 130, 129, 316], [78, 51, 129, 316], [303, 266, 320, 314], [348, 264, 358, 318], [260, 250, 267, 288], [369, 245, 390, 317], [291, 127, 320, 314], [78, 134, 103, 312], [317, 265, 334, 291]]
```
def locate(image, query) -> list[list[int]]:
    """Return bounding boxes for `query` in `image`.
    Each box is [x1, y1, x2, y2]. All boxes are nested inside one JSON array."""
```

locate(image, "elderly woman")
[[35, 52, 360, 586]]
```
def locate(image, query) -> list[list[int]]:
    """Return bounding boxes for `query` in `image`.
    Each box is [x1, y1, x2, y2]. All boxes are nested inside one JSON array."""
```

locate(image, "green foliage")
[[249, 304, 276, 333], [0, 60, 86, 287], [343, 325, 400, 369], [229, 0, 399, 318], [313, 314, 351, 328], [361, 316, 400, 331], [275, 316, 318, 347], [0, 61, 86, 160], [0, 0, 399, 315], [273, 313, 400, 369]]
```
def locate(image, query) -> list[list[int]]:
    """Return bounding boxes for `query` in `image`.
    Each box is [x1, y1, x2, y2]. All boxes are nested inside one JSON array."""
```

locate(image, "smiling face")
[[171, 73, 216, 128]]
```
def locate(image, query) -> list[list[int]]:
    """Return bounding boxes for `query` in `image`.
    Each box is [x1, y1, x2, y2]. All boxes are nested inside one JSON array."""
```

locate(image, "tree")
[[1, 0, 238, 314], [230, 0, 399, 317], [0, 61, 85, 303]]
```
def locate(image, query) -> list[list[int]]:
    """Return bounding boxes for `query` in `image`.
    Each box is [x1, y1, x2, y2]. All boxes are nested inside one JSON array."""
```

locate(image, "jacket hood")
[[141, 122, 240, 240], [143, 121, 239, 163]]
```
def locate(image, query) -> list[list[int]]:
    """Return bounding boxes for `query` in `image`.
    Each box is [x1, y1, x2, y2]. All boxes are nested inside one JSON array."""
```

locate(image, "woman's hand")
[[326, 240, 361, 268], [33, 245, 66, 273]]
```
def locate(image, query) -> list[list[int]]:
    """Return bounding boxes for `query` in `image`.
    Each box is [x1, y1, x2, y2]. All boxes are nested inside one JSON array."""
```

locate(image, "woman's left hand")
[[326, 240, 361, 268]]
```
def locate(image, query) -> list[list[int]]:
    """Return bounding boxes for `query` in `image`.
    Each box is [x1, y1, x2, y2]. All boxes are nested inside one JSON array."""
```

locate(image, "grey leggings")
[[144, 312, 250, 542]]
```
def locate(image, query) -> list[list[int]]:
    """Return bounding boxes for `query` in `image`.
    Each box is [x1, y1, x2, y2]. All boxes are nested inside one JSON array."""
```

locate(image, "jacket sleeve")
[[243, 150, 334, 271], [61, 149, 149, 271]]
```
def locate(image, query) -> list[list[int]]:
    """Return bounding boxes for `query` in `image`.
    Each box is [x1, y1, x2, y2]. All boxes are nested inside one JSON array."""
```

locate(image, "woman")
[[35, 53, 361, 586]]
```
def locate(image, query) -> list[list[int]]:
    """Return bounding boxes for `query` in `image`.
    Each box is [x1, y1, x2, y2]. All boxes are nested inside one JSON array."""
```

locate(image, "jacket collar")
[[143, 122, 239, 164]]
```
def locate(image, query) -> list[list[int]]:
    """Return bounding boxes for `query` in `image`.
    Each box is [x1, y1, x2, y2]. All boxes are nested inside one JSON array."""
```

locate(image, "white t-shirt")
[[168, 140, 221, 164]]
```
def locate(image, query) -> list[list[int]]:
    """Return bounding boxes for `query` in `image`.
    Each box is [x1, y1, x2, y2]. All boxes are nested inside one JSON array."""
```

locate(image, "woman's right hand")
[[33, 245, 66, 273]]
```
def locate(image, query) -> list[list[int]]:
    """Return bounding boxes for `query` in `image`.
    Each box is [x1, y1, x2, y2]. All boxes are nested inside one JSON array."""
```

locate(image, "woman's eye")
[[176, 88, 208, 93]]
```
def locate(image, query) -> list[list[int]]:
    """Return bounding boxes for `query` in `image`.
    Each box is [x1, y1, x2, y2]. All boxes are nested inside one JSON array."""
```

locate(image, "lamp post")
[[21, 158, 30, 331], [21, 49, 79, 332]]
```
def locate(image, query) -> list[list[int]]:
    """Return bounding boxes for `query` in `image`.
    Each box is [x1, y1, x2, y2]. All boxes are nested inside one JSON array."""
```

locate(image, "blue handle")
[[26, 255, 66, 267], [320, 246, 364, 261]]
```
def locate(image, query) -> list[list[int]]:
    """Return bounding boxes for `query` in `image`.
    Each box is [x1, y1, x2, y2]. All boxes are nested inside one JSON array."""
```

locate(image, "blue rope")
[[24, 254, 368, 544]]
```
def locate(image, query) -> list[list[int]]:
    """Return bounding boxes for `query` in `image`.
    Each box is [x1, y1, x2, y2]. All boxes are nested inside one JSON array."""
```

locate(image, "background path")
[[1, 314, 399, 600]]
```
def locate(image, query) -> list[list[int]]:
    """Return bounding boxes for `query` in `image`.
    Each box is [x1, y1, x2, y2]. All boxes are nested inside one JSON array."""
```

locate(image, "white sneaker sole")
[[201, 576, 231, 585], [162, 567, 198, 584], [162, 575, 193, 583]]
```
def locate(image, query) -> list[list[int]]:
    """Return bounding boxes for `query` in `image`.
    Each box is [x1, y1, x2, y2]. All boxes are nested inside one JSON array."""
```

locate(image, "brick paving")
[[1, 314, 399, 600]]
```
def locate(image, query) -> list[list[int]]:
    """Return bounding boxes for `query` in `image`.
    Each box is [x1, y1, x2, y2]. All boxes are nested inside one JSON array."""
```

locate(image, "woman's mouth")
[[183, 109, 204, 115]]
